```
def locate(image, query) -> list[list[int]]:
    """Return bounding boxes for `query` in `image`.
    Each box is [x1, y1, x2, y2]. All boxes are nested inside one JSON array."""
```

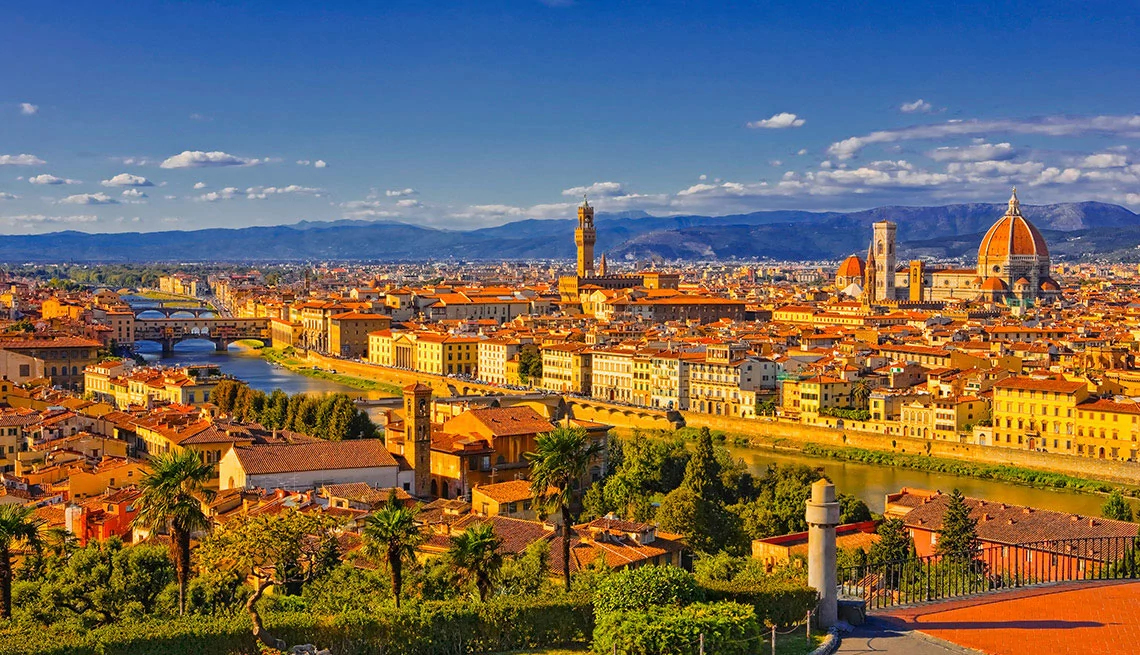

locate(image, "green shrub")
[[699, 579, 818, 627], [593, 565, 701, 619], [592, 601, 760, 655], [0, 595, 593, 655]]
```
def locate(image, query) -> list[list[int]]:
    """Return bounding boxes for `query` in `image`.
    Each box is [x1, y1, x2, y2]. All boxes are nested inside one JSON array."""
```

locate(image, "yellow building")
[[414, 333, 480, 376], [590, 348, 635, 403], [991, 376, 1085, 451], [796, 375, 854, 415], [41, 296, 87, 321], [328, 312, 391, 358], [540, 343, 593, 395], [471, 479, 538, 520], [1074, 398, 1140, 461]]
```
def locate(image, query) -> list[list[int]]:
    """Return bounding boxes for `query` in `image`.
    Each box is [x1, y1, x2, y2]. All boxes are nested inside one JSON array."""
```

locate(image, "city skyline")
[[2, 0, 1139, 234]]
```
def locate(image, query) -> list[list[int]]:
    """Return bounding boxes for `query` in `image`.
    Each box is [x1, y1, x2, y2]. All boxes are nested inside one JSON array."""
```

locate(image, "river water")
[[135, 342, 1120, 518]]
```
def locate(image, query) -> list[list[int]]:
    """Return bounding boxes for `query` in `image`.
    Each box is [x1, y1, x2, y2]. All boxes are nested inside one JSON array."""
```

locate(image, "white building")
[[218, 439, 402, 491]]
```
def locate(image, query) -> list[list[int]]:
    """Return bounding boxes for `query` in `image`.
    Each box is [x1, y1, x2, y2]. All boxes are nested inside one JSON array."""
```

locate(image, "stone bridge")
[[133, 306, 217, 318], [133, 317, 270, 354]]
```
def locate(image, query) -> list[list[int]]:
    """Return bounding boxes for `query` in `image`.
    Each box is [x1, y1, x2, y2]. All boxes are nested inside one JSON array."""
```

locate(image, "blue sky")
[[1, 0, 1138, 233]]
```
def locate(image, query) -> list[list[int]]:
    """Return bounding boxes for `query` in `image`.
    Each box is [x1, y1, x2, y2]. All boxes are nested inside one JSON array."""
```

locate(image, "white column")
[[806, 479, 840, 628]]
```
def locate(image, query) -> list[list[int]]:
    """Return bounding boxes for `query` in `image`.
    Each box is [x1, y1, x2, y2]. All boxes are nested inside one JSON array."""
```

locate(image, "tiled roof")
[[233, 439, 396, 475], [473, 480, 535, 504], [464, 406, 554, 437]]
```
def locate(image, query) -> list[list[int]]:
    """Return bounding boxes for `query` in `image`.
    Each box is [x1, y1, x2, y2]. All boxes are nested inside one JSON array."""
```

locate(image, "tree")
[[683, 427, 727, 503], [838, 493, 872, 524], [0, 504, 44, 618], [1103, 489, 1134, 522], [360, 493, 423, 608], [498, 539, 551, 596], [936, 489, 979, 556], [852, 379, 872, 408], [868, 518, 914, 564], [133, 449, 216, 616], [518, 349, 543, 385], [23, 539, 174, 627], [449, 522, 503, 601], [197, 508, 340, 650], [526, 426, 603, 591], [732, 464, 822, 539], [656, 485, 745, 554]]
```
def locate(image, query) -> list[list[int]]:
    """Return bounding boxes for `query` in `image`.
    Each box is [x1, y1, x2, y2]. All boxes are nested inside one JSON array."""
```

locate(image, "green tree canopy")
[[1102, 489, 1134, 522], [936, 489, 979, 556]]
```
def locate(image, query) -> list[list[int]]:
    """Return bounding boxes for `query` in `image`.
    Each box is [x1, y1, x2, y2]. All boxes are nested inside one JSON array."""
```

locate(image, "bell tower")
[[575, 194, 596, 277], [403, 382, 433, 498]]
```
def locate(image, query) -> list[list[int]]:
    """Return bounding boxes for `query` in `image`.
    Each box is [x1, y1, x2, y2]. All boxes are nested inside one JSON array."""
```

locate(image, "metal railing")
[[839, 536, 1140, 611]]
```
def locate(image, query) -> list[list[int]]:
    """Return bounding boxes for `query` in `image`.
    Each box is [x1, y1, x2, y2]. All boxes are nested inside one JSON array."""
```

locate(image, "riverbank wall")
[[682, 412, 1140, 487], [291, 351, 1140, 486]]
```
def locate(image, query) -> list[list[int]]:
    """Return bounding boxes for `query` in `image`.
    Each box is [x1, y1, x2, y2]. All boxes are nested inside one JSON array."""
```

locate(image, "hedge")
[[593, 565, 701, 618], [0, 594, 593, 655], [592, 601, 760, 655], [699, 579, 818, 627]]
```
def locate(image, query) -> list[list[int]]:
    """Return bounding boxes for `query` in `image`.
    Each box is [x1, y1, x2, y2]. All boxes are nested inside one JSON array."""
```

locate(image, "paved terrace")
[[839, 580, 1140, 654]]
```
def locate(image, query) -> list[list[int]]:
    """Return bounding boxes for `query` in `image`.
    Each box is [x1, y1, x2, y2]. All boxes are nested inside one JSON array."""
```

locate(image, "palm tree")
[[526, 426, 603, 592], [133, 449, 216, 615], [852, 379, 872, 408], [0, 504, 45, 618], [449, 522, 503, 601], [360, 493, 422, 608]]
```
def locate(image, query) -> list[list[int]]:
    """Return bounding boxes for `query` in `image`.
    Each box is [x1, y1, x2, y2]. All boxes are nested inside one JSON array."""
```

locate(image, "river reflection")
[[725, 444, 1124, 517]]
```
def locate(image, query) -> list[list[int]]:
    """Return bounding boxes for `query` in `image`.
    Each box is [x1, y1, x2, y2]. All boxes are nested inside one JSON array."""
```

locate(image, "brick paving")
[[878, 580, 1140, 654]]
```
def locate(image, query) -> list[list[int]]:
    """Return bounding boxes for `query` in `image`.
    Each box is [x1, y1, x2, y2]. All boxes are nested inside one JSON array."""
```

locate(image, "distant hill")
[[1, 201, 1136, 262]]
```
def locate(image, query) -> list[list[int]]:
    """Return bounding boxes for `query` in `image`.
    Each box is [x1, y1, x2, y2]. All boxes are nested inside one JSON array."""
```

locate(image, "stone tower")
[[862, 239, 877, 306], [403, 382, 433, 498], [872, 220, 897, 301], [575, 195, 596, 277]]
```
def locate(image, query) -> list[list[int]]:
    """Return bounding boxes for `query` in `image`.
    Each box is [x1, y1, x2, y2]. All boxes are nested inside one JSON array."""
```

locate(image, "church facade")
[[836, 190, 1061, 307]]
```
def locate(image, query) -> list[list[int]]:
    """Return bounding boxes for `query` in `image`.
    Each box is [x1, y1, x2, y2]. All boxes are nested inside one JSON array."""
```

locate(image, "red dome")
[[837, 254, 865, 278], [978, 189, 1049, 262], [1014, 277, 1031, 288], [980, 277, 1009, 292], [1040, 278, 1060, 291]]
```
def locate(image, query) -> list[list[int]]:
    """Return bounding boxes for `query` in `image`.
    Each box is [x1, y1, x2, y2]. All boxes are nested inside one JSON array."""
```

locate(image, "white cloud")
[[385, 188, 418, 197], [121, 189, 148, 199], [59, 193, 119, 205], [747, 112, 805, 129], [4, 214, 97, 224], [115, 156, 157, 166], [796, 149, 808, 156], [945, 160, 1045, 177], [193, 182, 207, 189], [160, 150, 266, 169], [296, 160, 311, 166], [927, 142, 1016, 162], [245, 185, 322, 199], [101, 173, 154, 187], [562, 181, 625, 197], [29, 174, 81, 185], [0, 154, 46, 166], [19, 103, 38, 116], [0, 192, 17, 200], [314, 159, 327, 168], [396, 198, 421, 208], [197, 187, 239, 202], [296, 159, 328, 168], [1031, 167, 1082, 186], [828, 114, 1140, 159], [1081, 153, 1128, 169], [900, 99, 933, 114]]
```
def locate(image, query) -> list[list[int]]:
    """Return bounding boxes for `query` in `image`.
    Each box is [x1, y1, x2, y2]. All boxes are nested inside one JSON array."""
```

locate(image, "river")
[[723, 444, 1123, 517], [135, 343, 1120, 518]]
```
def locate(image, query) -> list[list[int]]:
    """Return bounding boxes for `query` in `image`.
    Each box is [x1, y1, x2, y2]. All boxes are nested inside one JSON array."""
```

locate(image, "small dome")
[[837, 254, 865, 279], [1040, 278, 1060, 291], [1014, 277, 1030, 288], [978, 189, 1049, 264], [980, 277, 1009, 292]]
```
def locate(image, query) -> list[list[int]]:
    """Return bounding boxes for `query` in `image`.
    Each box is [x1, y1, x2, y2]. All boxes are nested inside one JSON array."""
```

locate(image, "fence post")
[[771, 624, 776, 655], [698, 632, 704, 655], [807, 609, 812, 645]]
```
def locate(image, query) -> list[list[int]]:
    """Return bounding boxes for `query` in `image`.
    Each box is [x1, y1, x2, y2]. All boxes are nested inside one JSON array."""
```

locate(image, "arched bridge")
[[133, 317, 269, 353], [133, 306, 218, 318]]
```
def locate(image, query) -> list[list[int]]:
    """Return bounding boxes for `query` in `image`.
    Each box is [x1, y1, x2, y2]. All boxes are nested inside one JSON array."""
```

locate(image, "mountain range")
[[5, 201, 1139, 263]]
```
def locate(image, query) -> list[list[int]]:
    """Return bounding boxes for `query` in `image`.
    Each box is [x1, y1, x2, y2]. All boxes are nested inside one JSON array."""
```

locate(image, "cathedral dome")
[[978, 189, 1049, 262], [1040, 278, 1060, 292], [836, 254, 865, 279]]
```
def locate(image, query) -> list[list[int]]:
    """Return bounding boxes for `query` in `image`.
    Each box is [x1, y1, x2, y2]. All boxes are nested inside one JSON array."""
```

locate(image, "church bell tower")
[[403, 382, 433, 498], [575, 195, 596, 277]]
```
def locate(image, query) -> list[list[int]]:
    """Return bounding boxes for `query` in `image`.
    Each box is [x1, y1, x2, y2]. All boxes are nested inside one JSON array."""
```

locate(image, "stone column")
[[806, 479, 840, 628]]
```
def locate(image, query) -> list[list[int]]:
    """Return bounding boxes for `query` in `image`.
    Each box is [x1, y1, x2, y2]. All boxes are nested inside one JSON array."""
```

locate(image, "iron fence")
[[838, 535, 1140, 611]]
